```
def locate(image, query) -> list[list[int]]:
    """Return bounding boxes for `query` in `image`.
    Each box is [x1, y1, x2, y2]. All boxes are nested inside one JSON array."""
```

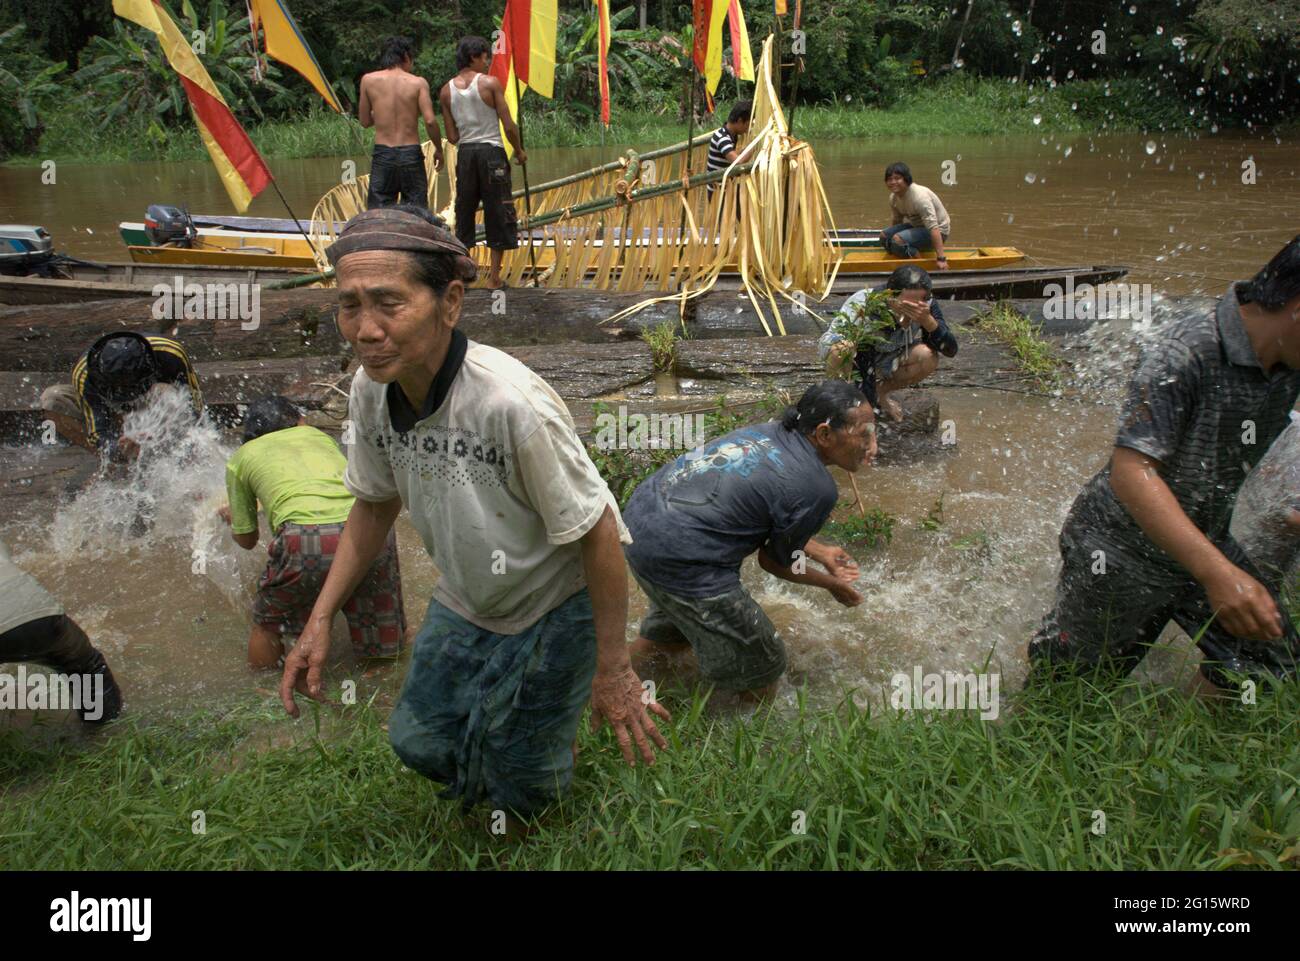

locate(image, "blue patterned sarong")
[[388, 589, 596, 817]]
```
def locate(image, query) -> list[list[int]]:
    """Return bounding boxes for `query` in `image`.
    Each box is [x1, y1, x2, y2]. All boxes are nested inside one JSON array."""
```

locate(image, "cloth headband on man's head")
[[325, 208, 478, 283]]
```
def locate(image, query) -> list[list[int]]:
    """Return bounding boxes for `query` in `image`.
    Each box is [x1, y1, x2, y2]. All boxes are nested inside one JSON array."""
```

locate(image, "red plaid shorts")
[[253, 522, 406, 658]]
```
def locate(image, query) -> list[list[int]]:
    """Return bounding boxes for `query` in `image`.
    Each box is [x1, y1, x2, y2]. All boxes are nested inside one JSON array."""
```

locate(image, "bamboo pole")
[[672, 42, 699, 286], [267, 162, 762, 290], [501, 132, 715, 201]]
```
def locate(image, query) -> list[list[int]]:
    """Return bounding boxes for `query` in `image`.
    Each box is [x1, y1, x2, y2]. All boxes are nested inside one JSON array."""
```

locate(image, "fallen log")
[[0, 290, 345, 372]]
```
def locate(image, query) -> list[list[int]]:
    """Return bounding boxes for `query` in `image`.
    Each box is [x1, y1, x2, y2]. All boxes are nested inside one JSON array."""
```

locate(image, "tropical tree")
[[72, 0, 289, 136], [0, 23, 66, 155]]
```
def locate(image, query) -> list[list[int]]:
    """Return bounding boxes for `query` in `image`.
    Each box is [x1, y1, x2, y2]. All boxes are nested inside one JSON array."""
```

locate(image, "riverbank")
[[2, 673, 1296, 869], [4, 76, 1230, 167]]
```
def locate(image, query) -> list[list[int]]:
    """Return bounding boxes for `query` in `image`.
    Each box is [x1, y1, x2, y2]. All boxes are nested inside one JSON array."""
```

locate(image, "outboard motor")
[[144, 204, 197, 247], [0, 225, 56, 276]]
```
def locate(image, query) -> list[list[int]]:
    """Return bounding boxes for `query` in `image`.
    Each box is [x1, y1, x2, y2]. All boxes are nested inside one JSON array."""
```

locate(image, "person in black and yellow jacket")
[[40, 332, 203, 464]]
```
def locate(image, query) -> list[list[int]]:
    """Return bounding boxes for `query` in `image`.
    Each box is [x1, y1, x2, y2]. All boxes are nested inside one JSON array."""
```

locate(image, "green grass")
[[822, 507, 897, 549], [970, 302, 1068, 390], [2, 674, 1297, 869], [918, 492, 946, 532], [641, 318, 681, 373], [3, 76, 1200, 167]]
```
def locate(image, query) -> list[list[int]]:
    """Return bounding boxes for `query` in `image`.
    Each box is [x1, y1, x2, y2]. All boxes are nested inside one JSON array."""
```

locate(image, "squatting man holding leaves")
[[819, 265, 958, 422], [279, 206, 667, 822]]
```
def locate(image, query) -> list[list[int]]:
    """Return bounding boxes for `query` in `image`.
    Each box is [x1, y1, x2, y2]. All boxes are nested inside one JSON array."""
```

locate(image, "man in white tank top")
[[439, 36, 527, 290]]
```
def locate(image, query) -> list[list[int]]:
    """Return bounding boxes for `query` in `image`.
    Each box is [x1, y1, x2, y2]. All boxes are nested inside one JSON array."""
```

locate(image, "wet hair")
[[379, 36, 415, 69], [884, 162, 913, 185], [1240, 235, 1300, 311], [780, 380, 869, 436], [242, 395, 301, 442], [457, 36, 491, 71], [728, 100, 753, 125], [886, 265, 933, 294], [390, 203, 457, 293]]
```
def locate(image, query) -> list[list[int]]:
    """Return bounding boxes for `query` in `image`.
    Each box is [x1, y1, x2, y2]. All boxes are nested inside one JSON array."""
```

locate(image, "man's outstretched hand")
[[589, 664, 670, 766], [280, 613, 333, 717]]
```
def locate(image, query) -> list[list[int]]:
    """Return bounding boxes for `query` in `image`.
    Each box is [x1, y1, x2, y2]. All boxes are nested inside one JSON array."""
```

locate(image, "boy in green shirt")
[[220, 395, 406, 668]]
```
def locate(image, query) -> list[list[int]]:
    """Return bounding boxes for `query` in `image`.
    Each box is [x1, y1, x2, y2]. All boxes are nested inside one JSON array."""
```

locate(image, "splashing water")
[[48, 387, 249, 610]]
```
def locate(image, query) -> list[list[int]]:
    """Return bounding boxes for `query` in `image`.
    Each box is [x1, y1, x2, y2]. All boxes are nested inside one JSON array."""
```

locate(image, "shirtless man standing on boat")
[[358, 36, 443, 209]]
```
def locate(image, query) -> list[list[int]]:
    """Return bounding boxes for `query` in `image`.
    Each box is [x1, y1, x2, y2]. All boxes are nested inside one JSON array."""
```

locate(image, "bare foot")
[[880, 396, 904, 423]]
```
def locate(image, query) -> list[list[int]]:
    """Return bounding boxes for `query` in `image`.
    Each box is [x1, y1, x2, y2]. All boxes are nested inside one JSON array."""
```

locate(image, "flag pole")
[[512, 70, 540, 287], [671, 37, 697, 285], [267, 176, 322, 262], [787, 0, 805, 136]]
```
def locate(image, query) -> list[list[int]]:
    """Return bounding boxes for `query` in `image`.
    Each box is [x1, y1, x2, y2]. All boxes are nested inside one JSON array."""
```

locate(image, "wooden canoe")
[[121, 220, 1026, 276], [0, 261, 312, 306]]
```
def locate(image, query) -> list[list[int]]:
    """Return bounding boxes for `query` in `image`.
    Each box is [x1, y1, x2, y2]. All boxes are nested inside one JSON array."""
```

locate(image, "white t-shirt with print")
[[343, 340, 630, 635]]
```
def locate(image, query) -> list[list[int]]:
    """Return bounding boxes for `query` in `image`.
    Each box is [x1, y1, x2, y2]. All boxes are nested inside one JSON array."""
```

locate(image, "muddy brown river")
[[2, 131, 1295, 723], [2, 132, 1297, 293]]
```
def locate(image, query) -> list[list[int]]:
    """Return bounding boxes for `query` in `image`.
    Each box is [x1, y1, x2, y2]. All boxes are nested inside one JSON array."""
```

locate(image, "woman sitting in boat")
[[882, 161, 951, 270], [817, 265, 958, 423]]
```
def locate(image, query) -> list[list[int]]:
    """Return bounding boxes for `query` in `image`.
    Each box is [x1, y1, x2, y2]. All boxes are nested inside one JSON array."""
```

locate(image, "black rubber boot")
[[81, 648, 123, 724]]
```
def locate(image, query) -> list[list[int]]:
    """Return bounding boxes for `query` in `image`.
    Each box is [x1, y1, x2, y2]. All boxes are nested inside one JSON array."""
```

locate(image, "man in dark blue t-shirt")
[[622, 381, 874, 699]]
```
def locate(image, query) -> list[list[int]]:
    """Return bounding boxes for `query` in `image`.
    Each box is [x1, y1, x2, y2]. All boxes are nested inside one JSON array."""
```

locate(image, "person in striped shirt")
[[40, 332, 203, 465], [705, 100, 752, 198]]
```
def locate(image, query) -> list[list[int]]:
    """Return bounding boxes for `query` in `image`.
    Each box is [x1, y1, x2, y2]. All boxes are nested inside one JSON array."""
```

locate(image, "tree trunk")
[[951, 0, 976, 68], [639, 0, 647, 30], [1018, 0, 1037, 83]]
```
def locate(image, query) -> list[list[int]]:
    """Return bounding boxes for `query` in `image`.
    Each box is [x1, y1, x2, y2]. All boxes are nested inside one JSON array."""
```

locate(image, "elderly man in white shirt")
[[280, 205, 668, 822]]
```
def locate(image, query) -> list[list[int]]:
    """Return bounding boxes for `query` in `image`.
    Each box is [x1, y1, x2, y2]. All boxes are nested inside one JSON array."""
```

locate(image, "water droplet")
[[1211, 123, 1219, 133], [1024, 172, 1037, 184], [1196, 86, 1204, 96], [1145, 140, 1157, 154], [1032, 114, 1042, 125], [1031, 52, 1041, 64], [1172, 36, 1187, 48], [1220, 65, 1229, 76], [1071, 101, 1078, 110], [1064, 146, 1073, 157], [1012, 19, 1022, 35], [1155, 25, 1164, 35], [1128, 3, 1136, 12], [1067, 69, 1075, 79]]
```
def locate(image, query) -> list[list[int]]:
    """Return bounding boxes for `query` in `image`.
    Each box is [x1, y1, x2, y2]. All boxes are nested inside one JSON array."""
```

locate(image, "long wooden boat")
[[4, 257, 1127, 307], [120, 219, 1027, 276], [0, 260, 311, 306]]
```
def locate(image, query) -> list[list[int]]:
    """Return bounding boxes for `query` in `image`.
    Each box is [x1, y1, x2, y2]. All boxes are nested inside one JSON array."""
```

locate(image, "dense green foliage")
[[1, 0, 1295, 161]]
